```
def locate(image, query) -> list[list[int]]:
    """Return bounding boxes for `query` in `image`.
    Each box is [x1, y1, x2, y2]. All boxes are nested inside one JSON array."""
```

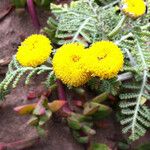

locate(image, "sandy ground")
[[0, 0, 150, 150]]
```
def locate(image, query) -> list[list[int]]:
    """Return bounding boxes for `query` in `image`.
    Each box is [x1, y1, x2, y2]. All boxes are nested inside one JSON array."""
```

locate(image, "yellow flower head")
[[52, 43, 90, 87], [83, 41, 124, 79], [16, 34, 52, 67], [121, 0, 146, 19]]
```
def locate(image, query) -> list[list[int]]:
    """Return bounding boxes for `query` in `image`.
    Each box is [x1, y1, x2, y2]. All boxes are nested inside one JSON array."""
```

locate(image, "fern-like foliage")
[[44, 0, 121, 46], [118, 9, 150, 140], [95, 0, 120, 6], [45, 0, 150, 141], [88, 78, 121, 96], [0, 56, 54, 100], [2, 0, 150, 142]]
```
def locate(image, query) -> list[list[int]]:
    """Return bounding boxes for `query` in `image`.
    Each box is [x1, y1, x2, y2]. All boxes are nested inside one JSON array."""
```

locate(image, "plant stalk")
[[92, 92, 109, 103], [27, 0, 40, 29], [115, 32, 133, 45], [108, 15, 127, 38], [56, 79, 72, 116], [117, 72, 133, 81], [56, 79, 67, 100]]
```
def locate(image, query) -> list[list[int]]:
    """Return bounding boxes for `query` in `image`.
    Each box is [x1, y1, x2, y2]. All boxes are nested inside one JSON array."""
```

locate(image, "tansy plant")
[[0, 0, 150, 146]]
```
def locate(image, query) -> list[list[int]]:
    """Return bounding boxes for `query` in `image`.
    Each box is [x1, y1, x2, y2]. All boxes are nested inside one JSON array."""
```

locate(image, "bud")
[[48, 100, 66, 112], [67, 117, 81, 130], [81, 125, 96, 135], [14, 104, 36, 115], [27, 116, 38, 126], [83, 102, 100, 116]]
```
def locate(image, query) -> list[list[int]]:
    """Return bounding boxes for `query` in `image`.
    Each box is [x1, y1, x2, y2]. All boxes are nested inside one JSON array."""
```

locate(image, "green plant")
[[44, 0, 121, 46], [63, 0, 150, 142], [44, 0, 150, 141], [14, 96, 66, 135], [88, 78, 121, 96], [67, 92, 111, 144], [136, 142, 150, 150], [118, 10, 150, 140], [88, 143, 110, 150], [0, 56, 55, 98], [1, 0, 150, 145]]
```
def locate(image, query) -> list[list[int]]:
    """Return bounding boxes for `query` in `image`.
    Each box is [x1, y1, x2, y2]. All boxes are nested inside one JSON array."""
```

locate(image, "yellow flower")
[[83, 41, 124, 79], [52, 43, 90, 87], [16, 34, 52, 67], [121, 0, 146, 19]]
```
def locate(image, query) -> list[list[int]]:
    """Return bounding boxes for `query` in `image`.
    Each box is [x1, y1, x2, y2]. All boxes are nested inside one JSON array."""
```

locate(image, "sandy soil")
[[0, 0, 150, 150]]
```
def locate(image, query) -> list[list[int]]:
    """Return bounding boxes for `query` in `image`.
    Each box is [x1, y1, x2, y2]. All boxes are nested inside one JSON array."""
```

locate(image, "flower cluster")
[[16, 34, 124, 87], [121, 0, 146, 19], [53, 41, 124, 87], [16, 34, 52, 67]]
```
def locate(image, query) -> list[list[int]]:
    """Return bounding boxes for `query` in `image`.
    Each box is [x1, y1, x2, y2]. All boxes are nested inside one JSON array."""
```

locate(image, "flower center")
[[72, 55, 80, 62], [97, 54, 107, 61]]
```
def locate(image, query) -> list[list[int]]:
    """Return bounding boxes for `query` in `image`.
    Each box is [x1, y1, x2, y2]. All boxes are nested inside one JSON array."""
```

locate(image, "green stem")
[[130, 38, 148, 140], [141, 23, 150, 30], [108, 15, 127, 38], [115, 32, 133, 45], [103, 0, 120, 9], [92, 92, 109, 103], [117, 72, 133, 81]]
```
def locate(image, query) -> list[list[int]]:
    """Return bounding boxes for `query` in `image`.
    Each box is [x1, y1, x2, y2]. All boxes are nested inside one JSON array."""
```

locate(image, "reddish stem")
[[56, 79, 72, 116], [27, 0, 40, 29], [56, 80, 66, 100]]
